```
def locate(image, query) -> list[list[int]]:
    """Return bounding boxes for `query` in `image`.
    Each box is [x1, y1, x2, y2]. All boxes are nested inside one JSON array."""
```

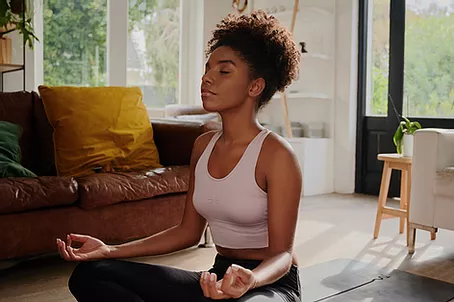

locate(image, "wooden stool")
[[373, 154, 416, 245]]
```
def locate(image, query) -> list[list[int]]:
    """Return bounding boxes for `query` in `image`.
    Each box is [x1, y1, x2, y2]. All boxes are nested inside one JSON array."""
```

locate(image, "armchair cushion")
[[411, 128, 454, 230], [434, 168, 454, 199]]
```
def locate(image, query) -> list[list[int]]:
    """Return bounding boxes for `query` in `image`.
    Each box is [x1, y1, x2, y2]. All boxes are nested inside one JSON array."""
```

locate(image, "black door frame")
[[355, 0, 368, 193]]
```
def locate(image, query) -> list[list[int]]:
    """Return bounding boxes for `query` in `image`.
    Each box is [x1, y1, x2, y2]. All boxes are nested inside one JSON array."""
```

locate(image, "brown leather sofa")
[[0, 91, 219, 262]]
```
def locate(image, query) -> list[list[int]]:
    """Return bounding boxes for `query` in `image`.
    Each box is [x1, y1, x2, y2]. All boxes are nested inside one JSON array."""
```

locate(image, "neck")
[[219, 103, 262, 143]]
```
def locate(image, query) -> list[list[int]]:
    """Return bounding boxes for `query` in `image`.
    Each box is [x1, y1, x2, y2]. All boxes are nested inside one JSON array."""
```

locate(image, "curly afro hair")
[[206, 10, 304, 110]]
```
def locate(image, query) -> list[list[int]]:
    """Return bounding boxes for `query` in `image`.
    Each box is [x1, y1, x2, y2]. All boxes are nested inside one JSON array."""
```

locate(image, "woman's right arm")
[[57, 131, 216, 261]]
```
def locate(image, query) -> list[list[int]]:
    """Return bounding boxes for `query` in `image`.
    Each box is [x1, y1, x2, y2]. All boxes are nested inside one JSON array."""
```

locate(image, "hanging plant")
[[0, 0, 39, 49]]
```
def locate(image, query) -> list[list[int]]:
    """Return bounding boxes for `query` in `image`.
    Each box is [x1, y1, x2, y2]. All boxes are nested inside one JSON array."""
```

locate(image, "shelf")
[[285, 137, 331, 143], [0, 64, 24, 73], [272, 92, 332, 100], [301, 5, 334, 16], [303, 53, 332, 60], [269, 5, 334, 18]]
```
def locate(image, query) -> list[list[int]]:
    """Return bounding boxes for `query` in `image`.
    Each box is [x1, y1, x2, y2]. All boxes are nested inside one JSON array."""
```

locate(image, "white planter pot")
[[402, 134, 414, 157]]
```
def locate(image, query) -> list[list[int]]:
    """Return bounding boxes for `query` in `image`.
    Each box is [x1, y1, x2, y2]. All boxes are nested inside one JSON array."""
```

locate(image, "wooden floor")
[[1, 193, 454, 301]]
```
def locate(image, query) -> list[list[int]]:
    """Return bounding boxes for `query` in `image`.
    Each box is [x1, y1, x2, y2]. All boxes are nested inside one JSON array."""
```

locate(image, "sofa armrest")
[[410, 128, 454, 226], [151, 119, 221, 166]]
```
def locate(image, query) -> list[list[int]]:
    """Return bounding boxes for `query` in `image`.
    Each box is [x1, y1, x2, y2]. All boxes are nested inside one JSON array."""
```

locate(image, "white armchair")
[[409, 128, 454, 254]]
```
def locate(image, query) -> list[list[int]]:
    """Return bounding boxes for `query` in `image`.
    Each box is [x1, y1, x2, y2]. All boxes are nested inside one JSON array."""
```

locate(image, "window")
[[128, 0, 180, 108], [403, 0, 454, 117], [41, 0, 186, 109], [43, 0, 107, 86], [366, 0, 390, 116]]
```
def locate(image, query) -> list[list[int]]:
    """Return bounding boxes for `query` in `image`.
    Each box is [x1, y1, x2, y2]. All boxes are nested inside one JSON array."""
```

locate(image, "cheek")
[[220, 77, 249, 97]]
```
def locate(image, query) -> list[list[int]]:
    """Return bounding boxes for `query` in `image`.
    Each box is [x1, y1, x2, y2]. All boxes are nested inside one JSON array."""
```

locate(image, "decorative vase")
[[402, 134, 414, 157], [0, 37, 12, 64]]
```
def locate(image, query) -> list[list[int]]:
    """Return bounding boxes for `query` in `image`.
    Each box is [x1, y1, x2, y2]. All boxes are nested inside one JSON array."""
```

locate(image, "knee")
[[68, 260, 111, 295]]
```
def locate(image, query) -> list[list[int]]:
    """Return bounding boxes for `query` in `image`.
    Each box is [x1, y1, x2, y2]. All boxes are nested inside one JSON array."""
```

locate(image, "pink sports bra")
[[193, 129, 271, 249]]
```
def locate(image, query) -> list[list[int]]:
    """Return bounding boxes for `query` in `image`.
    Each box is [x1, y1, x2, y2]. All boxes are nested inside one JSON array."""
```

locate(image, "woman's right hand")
[[56, 234, 112, 261]]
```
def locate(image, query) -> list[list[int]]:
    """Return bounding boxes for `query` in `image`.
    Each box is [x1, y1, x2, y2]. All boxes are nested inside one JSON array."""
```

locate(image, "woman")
[[57, 10, 303, 302]]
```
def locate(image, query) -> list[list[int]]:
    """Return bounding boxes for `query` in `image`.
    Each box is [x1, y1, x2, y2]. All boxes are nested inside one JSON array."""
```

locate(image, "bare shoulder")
[[261, 131, 298, 164], [192, 130, 219, 159], [261, 131, 302, 194]]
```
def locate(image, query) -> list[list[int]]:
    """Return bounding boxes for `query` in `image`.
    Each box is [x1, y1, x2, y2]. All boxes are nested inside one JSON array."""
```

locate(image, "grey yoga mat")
[[300, 258, 454, 302]]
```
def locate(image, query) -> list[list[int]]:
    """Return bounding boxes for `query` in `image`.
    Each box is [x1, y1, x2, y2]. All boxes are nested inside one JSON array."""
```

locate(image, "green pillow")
[[0, 121, 37, 178]]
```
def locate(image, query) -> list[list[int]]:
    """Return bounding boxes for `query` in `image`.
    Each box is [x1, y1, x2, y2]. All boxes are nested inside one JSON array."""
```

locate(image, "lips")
[[201, 92, 215, 97], [201, 88, 216, 97]]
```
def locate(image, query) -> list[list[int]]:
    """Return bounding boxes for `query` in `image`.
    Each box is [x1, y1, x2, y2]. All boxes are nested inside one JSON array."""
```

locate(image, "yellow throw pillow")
[[38, 85, 161, 177]]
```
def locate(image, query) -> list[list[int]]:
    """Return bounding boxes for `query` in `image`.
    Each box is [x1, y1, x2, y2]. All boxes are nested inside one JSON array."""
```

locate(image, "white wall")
[[334, 0, 358, 194]]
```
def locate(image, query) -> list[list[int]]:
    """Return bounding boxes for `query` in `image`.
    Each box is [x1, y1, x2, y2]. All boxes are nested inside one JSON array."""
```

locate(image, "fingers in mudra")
[[56, 235, 76, 261], [200, 272, 232, 299]]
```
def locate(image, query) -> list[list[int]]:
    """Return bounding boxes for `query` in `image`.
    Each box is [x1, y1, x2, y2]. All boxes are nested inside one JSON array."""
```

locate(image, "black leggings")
[[68, 254, 302, 302]]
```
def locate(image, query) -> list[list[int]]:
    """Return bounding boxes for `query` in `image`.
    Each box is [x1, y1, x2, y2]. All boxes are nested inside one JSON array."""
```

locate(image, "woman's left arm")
[[251, 138, 302, 288]]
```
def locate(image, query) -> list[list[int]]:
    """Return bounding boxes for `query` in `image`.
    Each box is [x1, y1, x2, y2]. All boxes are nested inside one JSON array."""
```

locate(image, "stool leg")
[[408, 223, 416, 254], [405, 166, 412, 246], [374, 162, 392, 239], [400, 169, 408, 234], [430, 230, 437, 240]]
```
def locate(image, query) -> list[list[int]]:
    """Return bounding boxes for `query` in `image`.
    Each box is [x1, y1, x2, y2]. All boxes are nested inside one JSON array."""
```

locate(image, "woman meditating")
[[57, 10, 303, 302]]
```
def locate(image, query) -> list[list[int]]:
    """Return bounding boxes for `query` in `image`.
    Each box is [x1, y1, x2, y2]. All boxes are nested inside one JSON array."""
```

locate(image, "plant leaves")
[[0, 2, 38, 48], [393, 124, 404, 149]]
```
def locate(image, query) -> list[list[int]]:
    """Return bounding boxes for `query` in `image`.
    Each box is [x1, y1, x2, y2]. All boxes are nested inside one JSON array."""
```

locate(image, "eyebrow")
[[205, 59, 236, 69]]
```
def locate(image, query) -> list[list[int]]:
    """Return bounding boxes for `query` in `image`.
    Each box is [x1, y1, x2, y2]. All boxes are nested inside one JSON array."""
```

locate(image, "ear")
[[248, 78, 265, 98]]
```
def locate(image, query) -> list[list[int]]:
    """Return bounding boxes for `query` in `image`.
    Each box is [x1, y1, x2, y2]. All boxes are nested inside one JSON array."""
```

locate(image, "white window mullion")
[[180, 0, 204, 106], [107, 0, 128, 86], [32, 0, 44, 91]]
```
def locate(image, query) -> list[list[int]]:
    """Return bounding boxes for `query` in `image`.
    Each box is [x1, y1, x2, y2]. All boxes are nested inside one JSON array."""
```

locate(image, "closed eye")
[[220, 71, 230, 74]]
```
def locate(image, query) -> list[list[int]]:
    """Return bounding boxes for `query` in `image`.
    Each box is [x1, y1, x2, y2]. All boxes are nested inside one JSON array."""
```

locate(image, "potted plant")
[[393, 116, 422, 157], [0, 0, 38, 64]]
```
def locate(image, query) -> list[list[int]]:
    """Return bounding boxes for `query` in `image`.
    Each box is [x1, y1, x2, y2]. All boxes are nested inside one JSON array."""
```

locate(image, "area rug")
[[301, 259, 454, 302]]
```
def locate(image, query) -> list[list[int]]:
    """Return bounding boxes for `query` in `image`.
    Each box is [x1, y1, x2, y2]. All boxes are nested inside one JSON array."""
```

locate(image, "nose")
[[202, 70, 214, 85]]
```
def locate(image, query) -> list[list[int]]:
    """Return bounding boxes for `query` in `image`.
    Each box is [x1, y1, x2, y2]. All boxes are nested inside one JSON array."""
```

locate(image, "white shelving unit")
[[286, 137, 333, 196], [252, 0, 336, 196]]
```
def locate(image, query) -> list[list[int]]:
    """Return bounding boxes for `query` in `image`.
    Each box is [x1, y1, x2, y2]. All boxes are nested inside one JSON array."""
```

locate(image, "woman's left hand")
[[200, 264, 257, 300]]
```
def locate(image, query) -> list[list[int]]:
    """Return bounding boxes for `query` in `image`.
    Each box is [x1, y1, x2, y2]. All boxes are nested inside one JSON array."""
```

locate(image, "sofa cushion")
[[0, 91, 37, 173], [77, 165, 189, 210], [434, 167, 454, 199], [0, 176, 78, 214], [0, 121, 37, 178], [38, 86, 161, 178]]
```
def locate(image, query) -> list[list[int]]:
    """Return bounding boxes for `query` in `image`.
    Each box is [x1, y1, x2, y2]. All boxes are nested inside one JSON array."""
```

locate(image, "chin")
[[201, 96, 220, 113]]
